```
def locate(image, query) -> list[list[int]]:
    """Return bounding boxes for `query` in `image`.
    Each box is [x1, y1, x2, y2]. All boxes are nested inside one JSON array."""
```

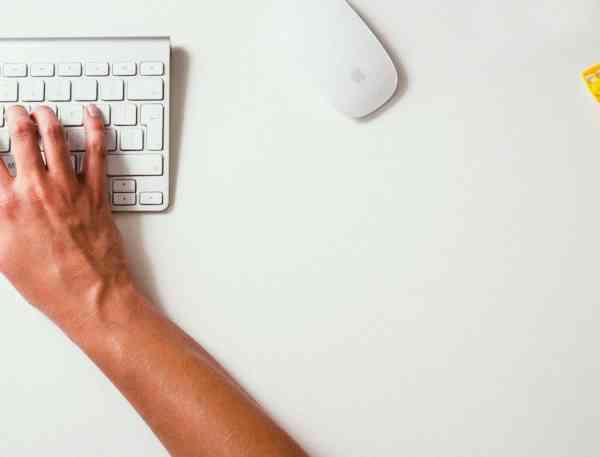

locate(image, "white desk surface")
[[2, 0, 600, 456]]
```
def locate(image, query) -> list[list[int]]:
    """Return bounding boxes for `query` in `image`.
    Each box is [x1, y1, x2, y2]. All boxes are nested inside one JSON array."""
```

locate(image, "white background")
[[1, 0, 600, 456]]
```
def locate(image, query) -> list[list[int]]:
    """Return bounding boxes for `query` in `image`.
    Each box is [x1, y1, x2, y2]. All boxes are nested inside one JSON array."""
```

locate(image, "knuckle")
[[12, 118, 37, 140], [87, 136, 106, 155], [42, 122, 65, 143], [19, 175, 48, 200]]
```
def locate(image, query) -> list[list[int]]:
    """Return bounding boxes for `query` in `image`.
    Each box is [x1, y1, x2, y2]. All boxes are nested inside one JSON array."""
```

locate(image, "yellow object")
[[582, 64, 600, 102]]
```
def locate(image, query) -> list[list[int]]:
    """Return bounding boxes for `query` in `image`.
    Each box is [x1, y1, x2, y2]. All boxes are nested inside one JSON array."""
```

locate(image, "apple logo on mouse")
[[351, 67, 367, 84]]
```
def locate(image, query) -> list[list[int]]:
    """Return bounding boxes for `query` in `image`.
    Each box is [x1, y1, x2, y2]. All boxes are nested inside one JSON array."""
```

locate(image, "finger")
[[82, 104, 107, 199], [6, 106, 45, 179], [31, 106, 76, 184]]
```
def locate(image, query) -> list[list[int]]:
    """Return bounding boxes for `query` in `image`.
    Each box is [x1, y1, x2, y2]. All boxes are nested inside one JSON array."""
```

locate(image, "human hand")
[[0, 105, 132, 329]]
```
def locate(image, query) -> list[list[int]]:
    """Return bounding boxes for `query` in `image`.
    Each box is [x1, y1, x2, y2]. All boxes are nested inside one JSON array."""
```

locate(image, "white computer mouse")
[[290, 0, 399, 118]]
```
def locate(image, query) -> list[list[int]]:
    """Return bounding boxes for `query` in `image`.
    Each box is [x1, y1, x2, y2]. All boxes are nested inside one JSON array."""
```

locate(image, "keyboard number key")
[[31, 63, 54, 77], [86, 62, 109, 76], [140, 62, 164, 76], [58, 63, 82, 77], [3, 63, 27, 77], [113, 62, 136, 76]]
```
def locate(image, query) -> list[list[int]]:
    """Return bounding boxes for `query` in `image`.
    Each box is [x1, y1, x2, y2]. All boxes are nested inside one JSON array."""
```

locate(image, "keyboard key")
[[1, 154, 16, 176], [140, 104, 164, 150], [59, 104, 83, 126], [0, 81, 18, 102], [119, 128, 143, 150], [20, 80, 45, 102], [46, 80, 71, 101], [105, 128, 117, 151], [113, 103, 137, 125], [3, 63, 27, 77], [100, 79, 124, 101], [96, 103, 111, 125], [58, 62, 82, 77], [127, 78, 163, 100], [31, 103, 58, 115], [140, 62, 164, 76], [66, 127, 86, 151], [107, 154, 162, 176], [72, 79, 98, 101], [0, 129, 10, 152], [86, 62, 109, 76], [113, 62, 136, 76], [113, 193, 136, 206], [113, 179, 136, 193], [30, 63, 54, 77], [140, 192, 163, 205]]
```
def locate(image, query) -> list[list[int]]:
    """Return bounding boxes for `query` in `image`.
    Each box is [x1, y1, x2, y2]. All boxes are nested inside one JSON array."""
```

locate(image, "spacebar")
[[107, 154, 163, 176]]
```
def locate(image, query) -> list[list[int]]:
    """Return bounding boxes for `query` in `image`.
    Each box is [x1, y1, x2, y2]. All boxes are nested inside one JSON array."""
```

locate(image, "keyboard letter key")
[[127, 78, 163, 100], [119, 128, 143, 150], [96, 104, 111, 125], [113, 103, 137, 125], [0, 129, 10, 152], [20, 80, 45, 102], [107, 154, 163, 176], [59, 104, 83, 126], [72, 79, 98, 101], [100, 79, 124, 101], [0, 81, 18, 102], [46, 80, 71, 101], [66, 127, 86, 151], [1, 155, 16, 176]]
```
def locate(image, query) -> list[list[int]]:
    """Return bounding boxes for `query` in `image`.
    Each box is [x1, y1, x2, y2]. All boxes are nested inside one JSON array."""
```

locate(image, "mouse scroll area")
[[289, 0, 399, 118]]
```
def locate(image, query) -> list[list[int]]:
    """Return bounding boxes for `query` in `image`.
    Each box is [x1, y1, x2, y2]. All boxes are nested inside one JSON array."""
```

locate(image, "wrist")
[[57, 274, 150, 347]]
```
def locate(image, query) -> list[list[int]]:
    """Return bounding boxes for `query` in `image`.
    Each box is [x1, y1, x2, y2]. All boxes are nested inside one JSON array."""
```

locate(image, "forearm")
[[61, 281, 308, 457]]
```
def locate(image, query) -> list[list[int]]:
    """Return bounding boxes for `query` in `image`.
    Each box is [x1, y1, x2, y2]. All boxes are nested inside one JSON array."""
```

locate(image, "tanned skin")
[[0, 104, 310, 457]]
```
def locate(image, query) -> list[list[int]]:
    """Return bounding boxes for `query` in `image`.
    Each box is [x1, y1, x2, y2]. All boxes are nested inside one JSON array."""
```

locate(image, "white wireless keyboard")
[[0, 37, 171, 212]]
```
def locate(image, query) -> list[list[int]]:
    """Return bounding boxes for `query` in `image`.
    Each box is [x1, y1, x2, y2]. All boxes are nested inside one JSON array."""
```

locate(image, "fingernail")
[[86, 104, 101, 118]]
